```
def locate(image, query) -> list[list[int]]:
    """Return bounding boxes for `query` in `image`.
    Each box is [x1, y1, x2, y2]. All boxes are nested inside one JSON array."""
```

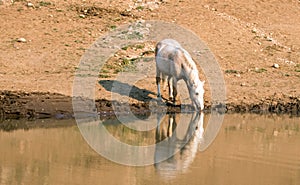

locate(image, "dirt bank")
[[0, 91, 299, 122]]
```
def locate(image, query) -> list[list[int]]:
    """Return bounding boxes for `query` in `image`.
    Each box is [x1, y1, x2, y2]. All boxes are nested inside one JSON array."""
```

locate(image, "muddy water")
[[1, 114, 300, 185]]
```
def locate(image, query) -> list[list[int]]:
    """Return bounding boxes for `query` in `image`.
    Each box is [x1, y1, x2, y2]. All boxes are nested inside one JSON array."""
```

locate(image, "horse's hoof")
[[169, 97, 175, 102]]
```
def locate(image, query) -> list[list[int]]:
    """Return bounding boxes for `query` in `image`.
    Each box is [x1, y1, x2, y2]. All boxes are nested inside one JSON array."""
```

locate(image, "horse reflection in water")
[[154, 112, 204, 177]]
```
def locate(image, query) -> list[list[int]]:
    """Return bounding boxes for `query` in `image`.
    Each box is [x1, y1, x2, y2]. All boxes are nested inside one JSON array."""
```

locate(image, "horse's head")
[[189, 79, 205, 111]]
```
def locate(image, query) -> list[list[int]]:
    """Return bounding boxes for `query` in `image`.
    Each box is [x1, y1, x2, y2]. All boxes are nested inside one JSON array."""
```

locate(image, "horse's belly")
[[156, 58, 171, 75], [157, 63, 183, 81]]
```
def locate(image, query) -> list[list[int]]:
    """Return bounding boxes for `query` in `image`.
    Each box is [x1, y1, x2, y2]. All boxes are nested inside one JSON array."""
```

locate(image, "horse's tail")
[[155, 42, 163, 58]]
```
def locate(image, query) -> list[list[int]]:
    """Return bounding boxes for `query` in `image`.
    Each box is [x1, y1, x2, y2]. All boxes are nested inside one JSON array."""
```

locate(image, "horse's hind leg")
[[156, 69, 162, 100]]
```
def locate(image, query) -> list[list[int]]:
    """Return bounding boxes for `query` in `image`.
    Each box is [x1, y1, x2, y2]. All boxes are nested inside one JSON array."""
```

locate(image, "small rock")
[[139, 19, 145, 23], [241, 82, 246, 86], [79, 14, 85, 18], [17, 38, 27, 43], [266, 37, 273, 41], [273, 130, 279, 137], [235, 74, 241, 78], [27, 2, 34, 7], [273, 63, 279, 69]]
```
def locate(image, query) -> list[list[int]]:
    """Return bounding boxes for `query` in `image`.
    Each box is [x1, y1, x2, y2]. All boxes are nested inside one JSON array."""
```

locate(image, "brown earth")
[[0, 0, 300, 120]]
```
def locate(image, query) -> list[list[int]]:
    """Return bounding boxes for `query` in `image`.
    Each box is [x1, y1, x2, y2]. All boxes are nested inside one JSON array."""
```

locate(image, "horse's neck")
[[183, 67, 199, 86], [181, 50, 198, 77]]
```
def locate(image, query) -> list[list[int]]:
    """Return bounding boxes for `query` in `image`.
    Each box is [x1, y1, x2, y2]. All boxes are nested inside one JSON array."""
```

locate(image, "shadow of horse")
[[99, 80, 155, 102]]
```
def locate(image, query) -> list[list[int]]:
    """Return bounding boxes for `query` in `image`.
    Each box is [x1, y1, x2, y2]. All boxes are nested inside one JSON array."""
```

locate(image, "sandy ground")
[[0, 0, 299, 118]]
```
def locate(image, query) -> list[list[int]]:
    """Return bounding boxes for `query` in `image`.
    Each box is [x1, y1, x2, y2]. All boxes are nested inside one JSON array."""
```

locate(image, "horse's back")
[[159, 39, 181, 48], [155, 39, 181, 55]]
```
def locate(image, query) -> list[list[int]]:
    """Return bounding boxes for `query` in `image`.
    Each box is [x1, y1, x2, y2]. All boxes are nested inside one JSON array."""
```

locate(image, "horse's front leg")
[[173, 79, 178, 105], [169, 77, 177, 105], [162, 74, 168, 91], [168, 76, 174, 102]]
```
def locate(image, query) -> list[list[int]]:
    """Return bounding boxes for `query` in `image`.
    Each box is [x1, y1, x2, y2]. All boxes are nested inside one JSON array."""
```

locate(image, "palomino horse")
[[155, 39, 205, 111]]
